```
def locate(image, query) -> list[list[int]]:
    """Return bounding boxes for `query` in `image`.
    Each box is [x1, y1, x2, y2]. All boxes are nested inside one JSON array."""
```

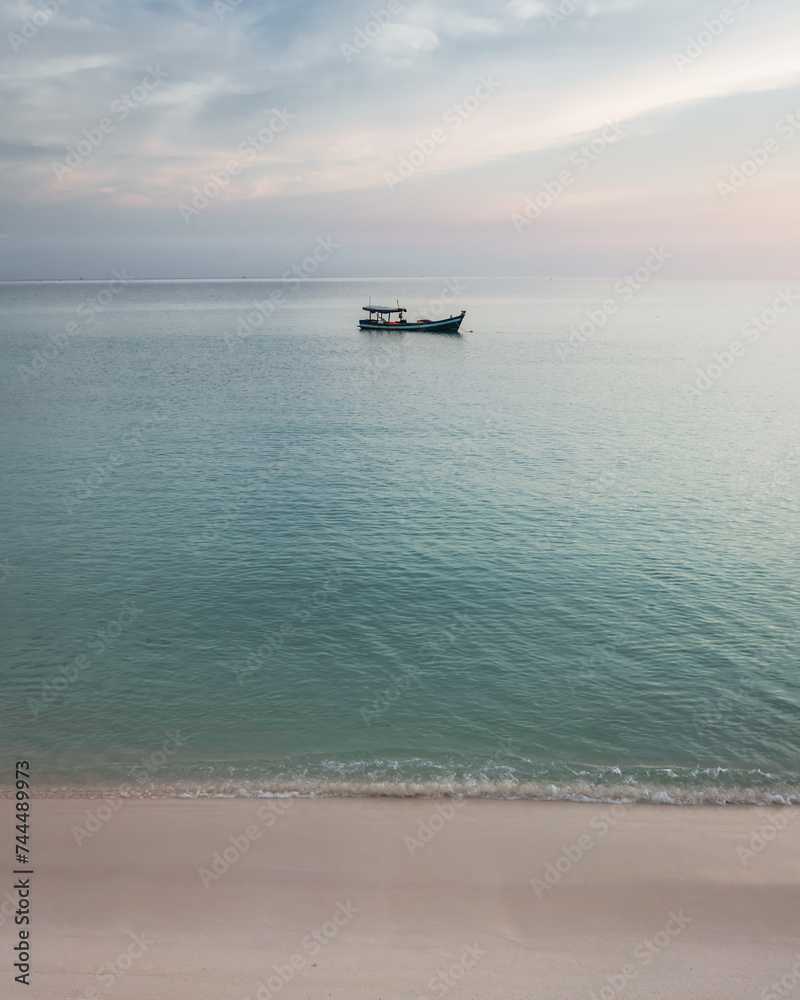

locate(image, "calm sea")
[[1, 277, 799, 804]]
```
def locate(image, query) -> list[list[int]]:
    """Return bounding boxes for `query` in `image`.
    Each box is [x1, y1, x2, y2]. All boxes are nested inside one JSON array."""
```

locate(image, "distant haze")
[[2, 0, 799, 279]]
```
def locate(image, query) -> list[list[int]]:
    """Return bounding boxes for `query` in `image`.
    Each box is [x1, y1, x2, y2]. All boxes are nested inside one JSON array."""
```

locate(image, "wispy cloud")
[[2, 0, 799, 276]]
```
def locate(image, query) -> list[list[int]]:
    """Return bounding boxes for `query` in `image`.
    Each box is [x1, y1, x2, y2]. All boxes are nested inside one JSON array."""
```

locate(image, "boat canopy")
[[362, 305, 404, 313]]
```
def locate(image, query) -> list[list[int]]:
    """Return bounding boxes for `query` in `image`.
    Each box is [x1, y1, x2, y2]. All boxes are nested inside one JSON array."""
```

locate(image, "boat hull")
[[359, 311, 465, 334]]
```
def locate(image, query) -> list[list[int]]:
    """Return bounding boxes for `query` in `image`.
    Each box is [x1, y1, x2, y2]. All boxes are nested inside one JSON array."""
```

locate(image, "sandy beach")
[[3, 797, 798, 999]]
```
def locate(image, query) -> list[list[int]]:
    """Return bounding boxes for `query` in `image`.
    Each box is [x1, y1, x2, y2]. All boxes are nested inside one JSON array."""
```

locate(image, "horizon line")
[[1, 275, 797, 284]]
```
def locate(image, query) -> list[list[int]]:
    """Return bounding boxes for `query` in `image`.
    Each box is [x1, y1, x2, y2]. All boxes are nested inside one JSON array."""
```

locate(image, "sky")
[[1, 0, 800, 278]]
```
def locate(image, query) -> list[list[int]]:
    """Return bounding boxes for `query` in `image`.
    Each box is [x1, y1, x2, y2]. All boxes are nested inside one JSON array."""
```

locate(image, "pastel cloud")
[[1, 0, 799, 277]]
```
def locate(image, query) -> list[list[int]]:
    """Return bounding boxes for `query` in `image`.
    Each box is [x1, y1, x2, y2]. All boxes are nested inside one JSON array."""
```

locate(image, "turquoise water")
[[2, 277, 799, 803]]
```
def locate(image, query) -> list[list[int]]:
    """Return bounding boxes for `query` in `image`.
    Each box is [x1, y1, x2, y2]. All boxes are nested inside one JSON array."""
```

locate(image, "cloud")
[[373, 23, 441, 64], [2, 55, 118, 81], [2, 0, 800, 276], [506, 1, 548, 21]]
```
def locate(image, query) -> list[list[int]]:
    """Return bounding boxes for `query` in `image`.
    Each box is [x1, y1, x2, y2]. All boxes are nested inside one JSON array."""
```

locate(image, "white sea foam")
[[10, 770, 800, 806]]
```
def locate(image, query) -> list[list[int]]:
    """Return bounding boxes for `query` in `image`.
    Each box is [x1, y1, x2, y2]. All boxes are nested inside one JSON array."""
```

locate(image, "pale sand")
[[4, 797, 800, 999]]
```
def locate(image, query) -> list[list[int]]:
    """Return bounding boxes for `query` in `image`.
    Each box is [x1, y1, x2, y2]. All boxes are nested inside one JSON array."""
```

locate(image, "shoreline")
[[5, 778, 800, 806], [4, 797, 799, 998], [5, 758, 800, 808]]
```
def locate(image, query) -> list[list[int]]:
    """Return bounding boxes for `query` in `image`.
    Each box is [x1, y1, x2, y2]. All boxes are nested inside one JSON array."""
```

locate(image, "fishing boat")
[[359, 303, 465, 334]]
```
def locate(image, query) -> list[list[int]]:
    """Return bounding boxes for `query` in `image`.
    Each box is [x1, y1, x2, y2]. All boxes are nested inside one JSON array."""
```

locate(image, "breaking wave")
[[7, 758, 800, 806]]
